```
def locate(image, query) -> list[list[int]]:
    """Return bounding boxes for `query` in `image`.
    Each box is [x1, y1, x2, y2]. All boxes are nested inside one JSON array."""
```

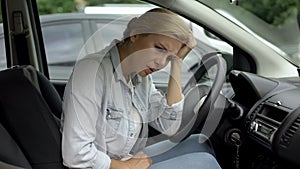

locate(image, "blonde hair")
[[122, 8, 191, 44]]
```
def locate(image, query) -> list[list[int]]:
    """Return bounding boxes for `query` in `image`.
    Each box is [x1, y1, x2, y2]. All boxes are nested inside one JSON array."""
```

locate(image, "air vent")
[[252, 104, 263, 118], [246, 104, 263, 128], [280, 116, 300, 147]]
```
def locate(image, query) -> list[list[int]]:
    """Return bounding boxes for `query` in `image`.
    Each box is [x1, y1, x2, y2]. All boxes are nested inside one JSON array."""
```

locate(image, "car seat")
[[0, 121, 32, 169], [0, 65, 65, 169]]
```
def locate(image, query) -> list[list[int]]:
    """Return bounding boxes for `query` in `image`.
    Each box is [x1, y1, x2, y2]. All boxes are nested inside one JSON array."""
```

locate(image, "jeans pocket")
[[105, 107, 123, 138]]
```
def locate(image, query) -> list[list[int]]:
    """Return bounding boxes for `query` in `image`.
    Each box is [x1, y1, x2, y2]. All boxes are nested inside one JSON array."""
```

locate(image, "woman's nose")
[[155, 55, 168, 68]]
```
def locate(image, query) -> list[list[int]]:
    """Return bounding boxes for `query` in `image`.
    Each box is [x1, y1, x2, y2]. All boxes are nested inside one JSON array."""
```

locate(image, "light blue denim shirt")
[[61, 41, 184, 169]]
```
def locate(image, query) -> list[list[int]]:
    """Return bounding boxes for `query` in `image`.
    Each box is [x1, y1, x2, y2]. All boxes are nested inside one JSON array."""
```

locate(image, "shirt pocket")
[[105, 106, 123, 139]]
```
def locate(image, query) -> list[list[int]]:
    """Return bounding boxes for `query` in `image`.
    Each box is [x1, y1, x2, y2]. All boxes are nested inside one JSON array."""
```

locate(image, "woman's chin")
[[138, 71, 148, 77]]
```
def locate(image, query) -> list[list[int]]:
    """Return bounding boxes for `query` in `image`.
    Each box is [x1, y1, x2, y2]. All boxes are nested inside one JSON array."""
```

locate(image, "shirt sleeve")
[[147, 76, 184, 136], [61, 57, 111, 169]]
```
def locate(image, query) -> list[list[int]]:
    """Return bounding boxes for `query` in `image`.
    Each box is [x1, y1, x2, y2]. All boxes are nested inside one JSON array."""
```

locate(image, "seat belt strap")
[[12, 11, 30, 65]]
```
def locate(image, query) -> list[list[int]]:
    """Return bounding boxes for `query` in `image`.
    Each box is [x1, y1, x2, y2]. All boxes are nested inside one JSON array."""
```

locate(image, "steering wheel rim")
[[169, 52, 227, 143]]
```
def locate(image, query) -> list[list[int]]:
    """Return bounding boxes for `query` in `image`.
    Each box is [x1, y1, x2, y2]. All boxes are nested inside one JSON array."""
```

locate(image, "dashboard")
[[229, 70, 300, 167]]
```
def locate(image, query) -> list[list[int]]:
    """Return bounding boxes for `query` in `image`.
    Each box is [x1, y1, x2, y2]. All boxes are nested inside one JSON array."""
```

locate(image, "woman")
[[61, 8, 221, 169]]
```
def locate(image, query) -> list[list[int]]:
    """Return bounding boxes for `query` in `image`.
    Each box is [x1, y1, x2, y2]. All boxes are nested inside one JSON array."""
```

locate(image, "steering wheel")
[[169, 52, 227, 143]]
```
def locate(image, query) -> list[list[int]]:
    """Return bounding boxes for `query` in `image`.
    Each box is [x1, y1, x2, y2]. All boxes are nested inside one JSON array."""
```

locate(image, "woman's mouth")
[[145, 66, 157, 75]]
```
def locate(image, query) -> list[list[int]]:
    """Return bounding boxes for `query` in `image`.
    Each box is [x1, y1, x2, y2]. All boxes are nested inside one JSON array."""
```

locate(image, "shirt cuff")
[[161, 94, 184, 120], [164, 93, 184, 107]]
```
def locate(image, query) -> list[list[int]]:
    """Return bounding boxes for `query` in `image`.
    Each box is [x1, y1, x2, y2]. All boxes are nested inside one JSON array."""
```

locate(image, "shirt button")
[[141, 108, 145, 112], [130, 133, 134, 137], [171, 113, 176, 120]]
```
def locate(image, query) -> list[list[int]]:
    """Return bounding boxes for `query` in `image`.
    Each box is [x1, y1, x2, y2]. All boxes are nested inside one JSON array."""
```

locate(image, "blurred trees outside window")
[[240, 0, 300, 26], [37, 0, 141, 15]]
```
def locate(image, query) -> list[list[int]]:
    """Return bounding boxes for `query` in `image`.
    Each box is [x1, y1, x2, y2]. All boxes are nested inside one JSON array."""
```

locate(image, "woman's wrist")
[[110, 159, 131, 169], [170, 58, 182, 78], [170, 58, 182, 70], [167, 58, 183, 105]]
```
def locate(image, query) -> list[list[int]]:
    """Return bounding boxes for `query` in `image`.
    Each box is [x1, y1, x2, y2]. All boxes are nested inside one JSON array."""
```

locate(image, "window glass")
[[42, 23, 85, 80], [37, 1, 233, 87], [0, 1, 7, 71], [0, 26, 6, 71], [199, 0, 300, 66], [96, 21, 128, 47]]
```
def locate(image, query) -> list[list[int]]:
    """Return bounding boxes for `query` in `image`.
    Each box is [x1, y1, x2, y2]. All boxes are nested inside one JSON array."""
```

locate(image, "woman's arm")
[[61, 57, 111, 169], [166, 33, 197, 106], [166, 59, 182, 106], [148, 33, 196, 135]]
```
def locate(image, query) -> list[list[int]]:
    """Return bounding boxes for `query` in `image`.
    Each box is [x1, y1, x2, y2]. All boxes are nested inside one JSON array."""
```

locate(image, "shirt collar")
[[131, 73, 142, 85], [109, 42, 124, 82]]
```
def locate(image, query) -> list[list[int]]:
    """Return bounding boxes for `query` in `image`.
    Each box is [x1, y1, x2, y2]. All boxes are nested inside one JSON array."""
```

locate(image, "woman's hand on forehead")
[[177, 33, 197, 60]]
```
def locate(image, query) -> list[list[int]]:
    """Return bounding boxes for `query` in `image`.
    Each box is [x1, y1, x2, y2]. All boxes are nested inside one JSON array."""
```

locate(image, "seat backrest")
[[14, 65, 62, 119], [0, 121, 32, 169], [0, 65, 65, 169]]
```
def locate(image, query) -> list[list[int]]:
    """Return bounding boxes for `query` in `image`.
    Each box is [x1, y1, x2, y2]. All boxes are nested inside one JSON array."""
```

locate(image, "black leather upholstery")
[[0, 65, 65, 169], [0, 121, 32, 169], [36, 70, 62, 119]]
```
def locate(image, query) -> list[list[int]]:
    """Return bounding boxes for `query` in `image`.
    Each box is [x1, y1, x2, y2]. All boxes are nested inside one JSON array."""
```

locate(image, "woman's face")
[[126, 34, 183, 77]]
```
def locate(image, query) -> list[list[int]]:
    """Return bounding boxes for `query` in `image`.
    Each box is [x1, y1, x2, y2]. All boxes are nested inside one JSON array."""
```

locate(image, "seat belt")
[[12, 11, 30, 65]]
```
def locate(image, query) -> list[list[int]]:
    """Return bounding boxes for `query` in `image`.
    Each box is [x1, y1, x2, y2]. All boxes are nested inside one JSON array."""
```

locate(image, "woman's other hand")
[[127, 151, 152, 169], [110, 152, 152, 169]]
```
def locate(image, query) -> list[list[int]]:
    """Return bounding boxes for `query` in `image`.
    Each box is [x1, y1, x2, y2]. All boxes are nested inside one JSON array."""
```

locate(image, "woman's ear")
[[130, 31, 137, 43]]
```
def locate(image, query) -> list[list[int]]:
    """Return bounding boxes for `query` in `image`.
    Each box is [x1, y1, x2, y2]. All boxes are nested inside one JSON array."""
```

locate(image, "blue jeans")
[[143, 134, 221, 169]]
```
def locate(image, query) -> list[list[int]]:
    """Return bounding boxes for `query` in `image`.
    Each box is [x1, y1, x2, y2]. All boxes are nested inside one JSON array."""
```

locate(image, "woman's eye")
[[155, 46, 166, 52]]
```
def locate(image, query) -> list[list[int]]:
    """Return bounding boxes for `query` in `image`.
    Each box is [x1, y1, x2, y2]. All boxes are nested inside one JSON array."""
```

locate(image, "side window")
[[41, 23, 85, 80], [94, 17, 134, 50], [96, 21, 127, 47], [0, 26, 6, 71], [35, 2, 233, 86]]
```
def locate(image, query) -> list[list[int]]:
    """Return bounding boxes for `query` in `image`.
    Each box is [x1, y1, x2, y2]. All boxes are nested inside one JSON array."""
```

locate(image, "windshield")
[[198, 0, 300, 66]]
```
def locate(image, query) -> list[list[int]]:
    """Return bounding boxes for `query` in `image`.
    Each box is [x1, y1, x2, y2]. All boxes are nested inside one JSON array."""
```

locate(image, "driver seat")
[[0, 65, 65, 169]]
